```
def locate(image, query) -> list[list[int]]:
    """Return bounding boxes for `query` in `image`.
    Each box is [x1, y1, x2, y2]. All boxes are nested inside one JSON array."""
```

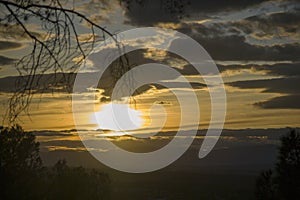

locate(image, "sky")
[[0, 0, 300, 131]]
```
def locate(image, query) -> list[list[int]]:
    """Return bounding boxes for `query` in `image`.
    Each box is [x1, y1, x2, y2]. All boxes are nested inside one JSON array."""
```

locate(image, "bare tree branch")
[[0, 0, 131, 123], [0, 0, 187, 124]]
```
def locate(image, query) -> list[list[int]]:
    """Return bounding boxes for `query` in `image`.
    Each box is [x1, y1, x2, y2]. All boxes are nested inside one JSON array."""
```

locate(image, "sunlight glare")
[[91, 103, 144, 131]]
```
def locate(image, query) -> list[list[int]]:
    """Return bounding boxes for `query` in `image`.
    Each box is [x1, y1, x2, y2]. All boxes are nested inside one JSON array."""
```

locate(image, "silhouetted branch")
[[0, 0, 129, 123]]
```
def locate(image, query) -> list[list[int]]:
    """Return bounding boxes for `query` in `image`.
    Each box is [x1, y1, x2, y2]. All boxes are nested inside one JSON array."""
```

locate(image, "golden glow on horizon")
[[1, 85, 300, 131]]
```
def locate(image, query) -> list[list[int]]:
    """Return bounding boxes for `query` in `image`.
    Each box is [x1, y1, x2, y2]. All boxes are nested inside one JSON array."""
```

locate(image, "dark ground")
[[38, 128, 285, 200]]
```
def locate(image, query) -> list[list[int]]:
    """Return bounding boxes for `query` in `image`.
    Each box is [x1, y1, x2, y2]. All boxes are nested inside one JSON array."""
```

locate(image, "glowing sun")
[[91, 103, 144, 131]]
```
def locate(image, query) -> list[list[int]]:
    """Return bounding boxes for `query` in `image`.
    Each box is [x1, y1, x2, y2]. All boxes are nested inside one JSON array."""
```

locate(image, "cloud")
[[185, 0, 269, 13], [0, 73, 74, 93], [0, 41, 23, 51], [76, 0, 125, 25], [184, 34, 300, 61], [228, 77, 300, 109], [0, 24, 43, 41], [120, 0, 300, 62], [154, 100, 172, 105], [0, 69, 206, 97], [244, 11, 300, 32], [121, 0, 269, 26], [31, 130, 75, 137], [218, 62, 300, 77], [0, 55, 16, 65], [254, 95, 300, 109], [258, 62, 300, 76], [229, 10, 300, 42], [228, 77, 300, 94]]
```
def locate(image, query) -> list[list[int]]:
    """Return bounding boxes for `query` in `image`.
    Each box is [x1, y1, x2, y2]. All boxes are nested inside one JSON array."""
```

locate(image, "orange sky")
[[0, 0, 300, 131]]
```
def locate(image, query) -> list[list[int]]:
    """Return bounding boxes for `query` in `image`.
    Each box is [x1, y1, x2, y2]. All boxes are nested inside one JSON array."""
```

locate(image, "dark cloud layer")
[[186, 0, 268, 13], [228, 77, 300, 94], [218, 62, 300, 77], [0, 24, 42, 41], [121, 0, 300, 62], [254, 95, 300, 109], [0, 55, 16, 65], [220, 62, 300, 109], [122, 0, 269, 26], [0, 71, 206, 96], [2, 0, 300, 111], [179, 34, 300, 61], [244, 11, 300, 32], [0, 41, 23, 51], [228, 77, 300, 109], [228, 10, 300, 41]]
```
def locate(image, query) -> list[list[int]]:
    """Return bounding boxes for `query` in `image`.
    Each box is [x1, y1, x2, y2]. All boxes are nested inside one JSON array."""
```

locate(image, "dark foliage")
[[0, 125, 42, 199], [276, 129, 300, 199], [44, 159, 110, 200], [0, 126, 110, 200], [255, 170, 277, 200], [255, 129, 300, 200]]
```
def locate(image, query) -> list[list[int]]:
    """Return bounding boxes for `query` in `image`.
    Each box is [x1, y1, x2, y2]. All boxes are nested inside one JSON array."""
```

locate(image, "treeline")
[[256, 129, 300, 200], [0, 125, 110, 200], [1, 125, 299, 200]]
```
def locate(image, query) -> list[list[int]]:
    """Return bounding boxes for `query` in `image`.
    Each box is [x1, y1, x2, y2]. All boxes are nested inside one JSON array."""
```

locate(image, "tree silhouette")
[[0, 125, 42, 173], [47, 159, 110, 200], [0, 126, 110, 199], [276, 129, 300, 199], [0, 125, 42, 199], [255, 129, 300, 200], [255, 170, 277, 200]]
